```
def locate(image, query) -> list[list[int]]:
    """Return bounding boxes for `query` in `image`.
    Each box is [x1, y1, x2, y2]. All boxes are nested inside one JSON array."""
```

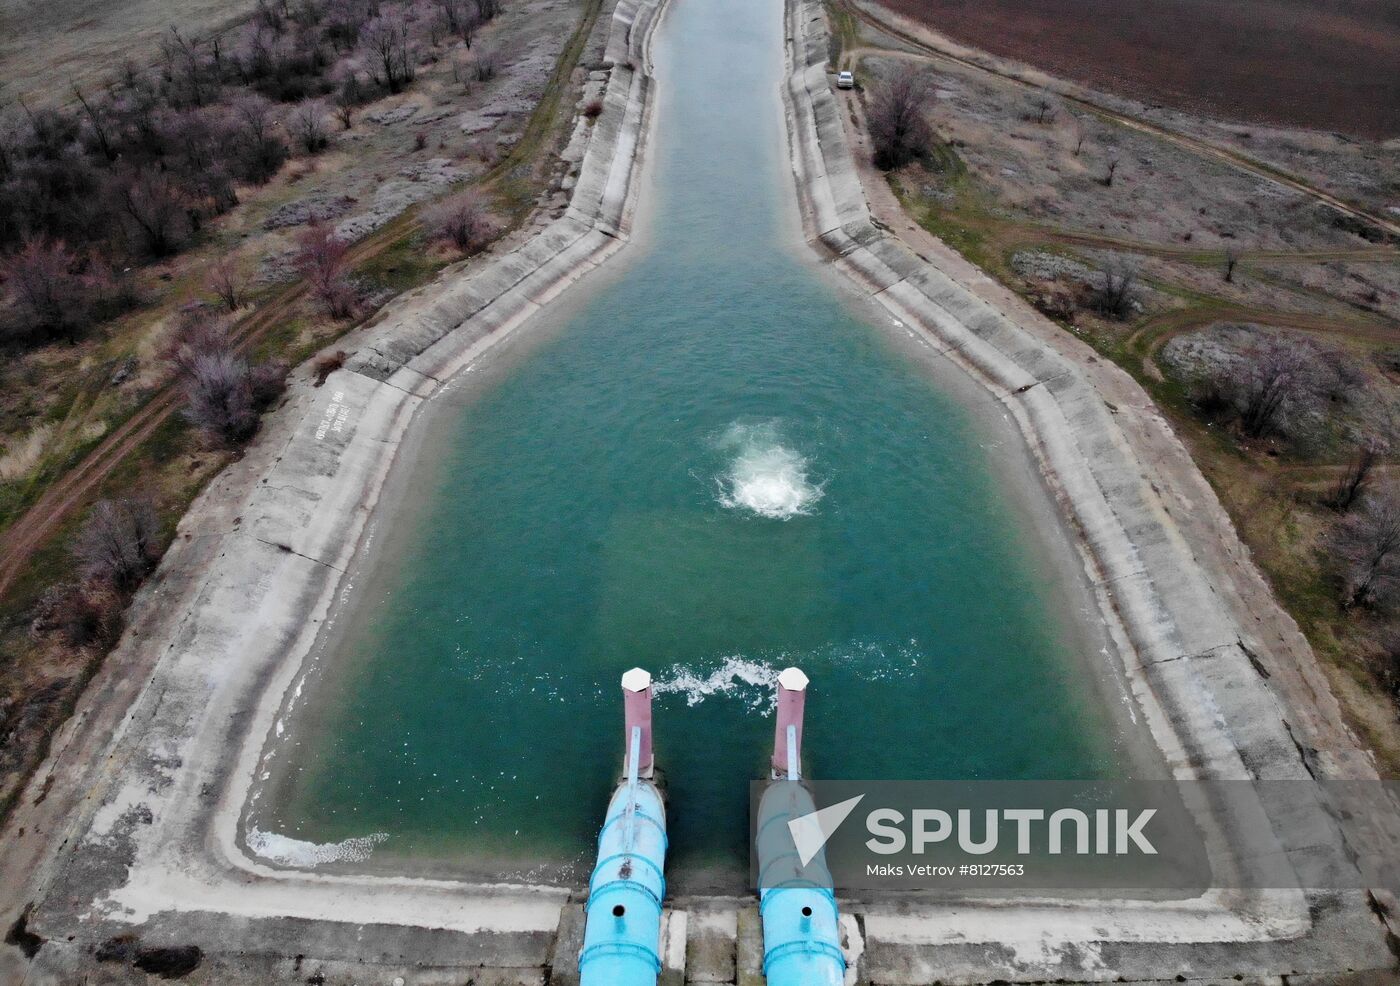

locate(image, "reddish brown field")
[[878, 0, 1400, 139]]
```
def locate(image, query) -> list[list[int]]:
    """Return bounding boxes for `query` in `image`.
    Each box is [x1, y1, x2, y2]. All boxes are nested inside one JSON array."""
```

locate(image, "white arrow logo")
[[787, 795, 865, 866]]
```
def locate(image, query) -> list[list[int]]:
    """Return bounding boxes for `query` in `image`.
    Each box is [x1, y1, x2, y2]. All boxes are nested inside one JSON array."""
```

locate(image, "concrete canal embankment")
[[9, 0, 672, 978], [782, 0, 1397, 978]]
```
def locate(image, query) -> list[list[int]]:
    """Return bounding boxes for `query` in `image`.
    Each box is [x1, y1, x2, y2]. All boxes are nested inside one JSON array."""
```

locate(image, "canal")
[[253, 0, 1151, 890]]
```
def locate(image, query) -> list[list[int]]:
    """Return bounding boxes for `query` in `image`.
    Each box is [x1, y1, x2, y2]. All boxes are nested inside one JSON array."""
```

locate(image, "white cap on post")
[[621, 667, 654, 779], [772, 667, 809, 779]]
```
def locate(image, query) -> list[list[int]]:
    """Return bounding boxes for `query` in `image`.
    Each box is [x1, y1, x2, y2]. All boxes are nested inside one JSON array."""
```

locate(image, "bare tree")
[[72, 86, 118, 162], [1340, 486, 1400, 609], [294, 222, 357, 317], [1102, 157, 1120, 186], [868, 73, 932, 170], [290, 100, 330, 152], [477, 0, 500, 20], [228, 93, 288, 183], [112, 170, 189, 257], [335, 74, 363, 128], [161, 27, 214, 107], [426, 190, 495, 252], [1032, 96, 1055, 125], [360, 14, 415, 92], [1327, 438, 1384, 512], [1089, 261, 1137, 319], [1235, 338, 1317, 439], [436, 0, 479, 43], [325, 0, 372, 49], [1223, 244, 1241, 283], [1072, 123, 1086, 157], [206, 258, 249, 311], [73, 498, 160, 589]]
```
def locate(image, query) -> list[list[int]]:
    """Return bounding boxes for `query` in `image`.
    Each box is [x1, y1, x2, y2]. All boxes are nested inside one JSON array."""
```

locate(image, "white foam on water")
[[246, 826, 389, 867], [652, 655, 784, 711], [652, 642, 922, 712], [713, 420, 823, 519]]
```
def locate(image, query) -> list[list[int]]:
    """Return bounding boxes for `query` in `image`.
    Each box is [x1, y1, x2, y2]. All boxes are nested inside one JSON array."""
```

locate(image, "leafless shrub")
[[290, 100, 330, 153], [1088, 261, 1137, 319], [476, 0, 500, 20], [1340, 486, 1400, 610], [471, 50, 498, 82], [206, 258, 248, 311], [868, 73, 932, 170], [169, 317, 284, 444], [31, 581, 124, 648], [582, 98, 604, 120], [73, 498, 160, 590], [1327, 438, 1385, 512], [1, 238, 93, 342], [295, 222, 358, 318], [180, 344, 258, 444], [1027, 96, 1056, 125], [426, 190, 496, 253]]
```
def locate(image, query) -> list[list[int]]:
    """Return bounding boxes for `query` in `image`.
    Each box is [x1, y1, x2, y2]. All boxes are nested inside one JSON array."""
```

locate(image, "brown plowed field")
[[878, 0, 1400, 138]]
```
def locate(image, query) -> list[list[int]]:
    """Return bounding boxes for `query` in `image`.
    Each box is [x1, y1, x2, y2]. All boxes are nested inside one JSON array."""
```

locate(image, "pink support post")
[[772, 667, 809, 779], [621, 668, 654, 779]]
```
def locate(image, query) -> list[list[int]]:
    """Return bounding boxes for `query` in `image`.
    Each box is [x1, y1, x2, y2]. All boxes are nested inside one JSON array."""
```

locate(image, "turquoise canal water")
[[257, 0, 1146, 885]]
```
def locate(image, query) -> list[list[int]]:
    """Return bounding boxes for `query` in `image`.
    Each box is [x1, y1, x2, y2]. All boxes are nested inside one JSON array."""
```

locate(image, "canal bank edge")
[[6, 0, 671, 979], [783, 0, 1399, 979]]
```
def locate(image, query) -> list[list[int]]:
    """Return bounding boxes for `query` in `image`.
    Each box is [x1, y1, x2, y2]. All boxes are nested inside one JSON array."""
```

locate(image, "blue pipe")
[[579, 728, 668, 986], [756, 779, 846, 986]]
